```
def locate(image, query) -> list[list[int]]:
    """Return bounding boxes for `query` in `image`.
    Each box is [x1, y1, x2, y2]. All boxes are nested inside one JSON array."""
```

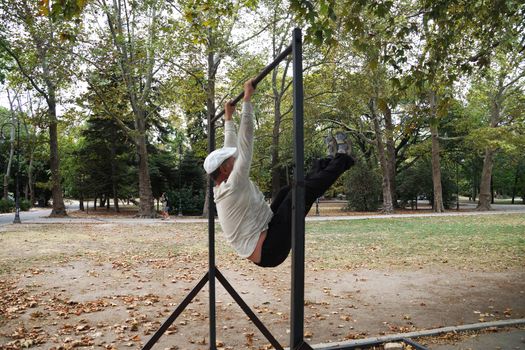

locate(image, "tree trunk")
[[491, 175, 495, 204], [384, 105, 397, 207], [79, 196, 84, 211], [477, 148, 494, 210], [110, 143, 119, 212], [49, 120, 66, 216], [429, 91, 445, 213], [369, 99, 393, 213], [477, 85, 503, 211], [472, 165, 478, 202], [135, 131, 155, 217], [271, 93, 282, 200], [28, 152, 35, 205], [3, 130, 14, 200], [202, 41, 216, 218], [430, 123, 445, 212], [4, 90, 16, 200], [511, 165, 519, 204]]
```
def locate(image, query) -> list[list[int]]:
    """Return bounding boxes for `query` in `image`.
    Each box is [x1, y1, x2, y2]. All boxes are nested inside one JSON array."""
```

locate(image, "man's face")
[[221, 156, 236, 177]]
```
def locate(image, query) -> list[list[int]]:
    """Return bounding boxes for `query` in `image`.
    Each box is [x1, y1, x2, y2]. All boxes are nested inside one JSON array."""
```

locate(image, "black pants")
[[256, 154, 355, 267]]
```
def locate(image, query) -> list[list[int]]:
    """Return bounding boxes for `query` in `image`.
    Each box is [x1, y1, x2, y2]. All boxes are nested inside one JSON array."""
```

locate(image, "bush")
[[397, 159, 456, 209], [168, 186, 205, 216], [19, 199, 31, 211], [0, 199, 15, 213], [345, 162, 382, 211]]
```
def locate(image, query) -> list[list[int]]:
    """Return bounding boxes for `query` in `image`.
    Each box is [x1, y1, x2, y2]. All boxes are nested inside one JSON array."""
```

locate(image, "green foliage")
[[345, 161, 382, 211], [38, 0, 88, 20], [165, 151, 206, 216], [290, 0, 336, 45], [0, 198, 14, 213], [168, 186, 205, 216], [19, 198, 31, 211], [61, 114, 137, 204], [397, 158, 456, 209]]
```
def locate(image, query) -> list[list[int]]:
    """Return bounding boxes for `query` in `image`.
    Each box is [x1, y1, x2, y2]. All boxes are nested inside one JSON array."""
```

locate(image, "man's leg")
[[270, 185, 291, 213], [257, 192, 293, 267], [304, 153, 354, 214], [257, 154, 354, 268]]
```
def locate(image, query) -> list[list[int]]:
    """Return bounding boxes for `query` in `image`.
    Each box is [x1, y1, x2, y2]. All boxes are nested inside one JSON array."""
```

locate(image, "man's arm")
[[228, 79, 256, 183], [223, 101, 237, 148]]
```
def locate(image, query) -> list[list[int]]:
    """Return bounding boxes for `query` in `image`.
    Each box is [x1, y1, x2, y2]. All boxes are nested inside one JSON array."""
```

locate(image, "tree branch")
[[0, 39, 49, 101]]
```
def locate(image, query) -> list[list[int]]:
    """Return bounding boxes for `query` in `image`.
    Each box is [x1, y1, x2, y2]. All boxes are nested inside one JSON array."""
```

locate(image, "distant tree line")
[[0, 0, 523, 217]]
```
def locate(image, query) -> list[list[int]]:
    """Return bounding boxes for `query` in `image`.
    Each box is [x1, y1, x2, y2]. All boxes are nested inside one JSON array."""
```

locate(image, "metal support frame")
[[142, 28, 304, 350], [290, 27, 312, 350], [140, 26, 521, 350]]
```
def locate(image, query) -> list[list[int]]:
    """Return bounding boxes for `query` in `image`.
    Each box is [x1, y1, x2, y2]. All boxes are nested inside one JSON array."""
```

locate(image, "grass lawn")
[[0, 214, 523, 275], [305, 214, 525, 270]]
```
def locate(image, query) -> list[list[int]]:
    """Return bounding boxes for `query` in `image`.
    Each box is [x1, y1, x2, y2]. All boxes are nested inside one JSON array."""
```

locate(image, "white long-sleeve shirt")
[[213, 102, 273, 258]]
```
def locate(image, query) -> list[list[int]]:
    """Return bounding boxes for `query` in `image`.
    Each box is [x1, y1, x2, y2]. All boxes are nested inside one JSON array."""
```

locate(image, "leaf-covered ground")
[[0, 214, 524, 349]]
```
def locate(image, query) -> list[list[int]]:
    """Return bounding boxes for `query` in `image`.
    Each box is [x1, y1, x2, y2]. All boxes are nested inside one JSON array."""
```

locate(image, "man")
[[204, 79, 354, 267]]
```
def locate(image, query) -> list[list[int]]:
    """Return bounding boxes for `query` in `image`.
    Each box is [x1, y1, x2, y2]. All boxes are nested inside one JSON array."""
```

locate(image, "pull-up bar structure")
[[141, 27, 310, 350], [140, 26, 523, 350]]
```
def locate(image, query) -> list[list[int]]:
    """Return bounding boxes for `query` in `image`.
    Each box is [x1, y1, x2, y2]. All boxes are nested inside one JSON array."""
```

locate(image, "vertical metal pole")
[[207, 116, 217, 350], [290, 27, 305, 350]]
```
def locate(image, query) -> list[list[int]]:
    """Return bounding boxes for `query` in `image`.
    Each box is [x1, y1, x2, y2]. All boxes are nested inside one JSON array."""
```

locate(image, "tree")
[[291, 0, 524, 214], [85, 0, 174, 217], [169, 0, 262, 216], [471, 52, 525, 210], [2, 89, 17, 200], [0, 0, 81, 216]]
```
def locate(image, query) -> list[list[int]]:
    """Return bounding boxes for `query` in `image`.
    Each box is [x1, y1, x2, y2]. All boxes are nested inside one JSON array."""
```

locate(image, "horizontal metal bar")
[[215, 268, 284, 350], [402, 338, 430, 350], [141, 273, 209, 350], [305, 318, 525, 350], [211, 44, 292, 124]]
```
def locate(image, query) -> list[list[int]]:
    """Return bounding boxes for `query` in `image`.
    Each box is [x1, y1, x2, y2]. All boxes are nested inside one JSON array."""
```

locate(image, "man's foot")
[[324, 135, 336, 158], [335, 131, 352, 155]]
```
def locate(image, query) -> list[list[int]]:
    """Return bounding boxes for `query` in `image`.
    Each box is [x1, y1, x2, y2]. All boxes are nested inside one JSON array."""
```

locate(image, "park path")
[[3, 202, 524, 225]]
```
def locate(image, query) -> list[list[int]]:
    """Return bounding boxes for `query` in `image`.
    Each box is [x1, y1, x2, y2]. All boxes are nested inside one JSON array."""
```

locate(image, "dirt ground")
[[0, 219, 524, 350]]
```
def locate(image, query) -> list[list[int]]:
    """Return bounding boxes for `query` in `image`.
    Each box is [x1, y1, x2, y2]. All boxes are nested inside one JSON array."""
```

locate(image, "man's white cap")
[[203, 147, 237, 174]]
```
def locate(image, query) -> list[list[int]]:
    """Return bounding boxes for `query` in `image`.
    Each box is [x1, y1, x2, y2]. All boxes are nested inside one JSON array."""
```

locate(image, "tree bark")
[[384, 105, 397, 207], [270, 81, 282, 199], [269, 17, 292, 200], [477, 83, 503, 211], [511, 165, 519, 204], [110, 143, 119, 212], [477, 148, 494, 210], [48, 115, 66, 216], [4, 89, 16, 200], [429, 91, 445, 213], [430, 123, 445, 212], [135, 130, 155, 217], [28, 147, 35, 206], [202, 35, 216, 218], [369, 99, 393, 213]]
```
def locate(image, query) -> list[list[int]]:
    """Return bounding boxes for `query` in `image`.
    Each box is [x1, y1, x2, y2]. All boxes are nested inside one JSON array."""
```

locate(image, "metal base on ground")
[[141, 267, 284, 350]]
